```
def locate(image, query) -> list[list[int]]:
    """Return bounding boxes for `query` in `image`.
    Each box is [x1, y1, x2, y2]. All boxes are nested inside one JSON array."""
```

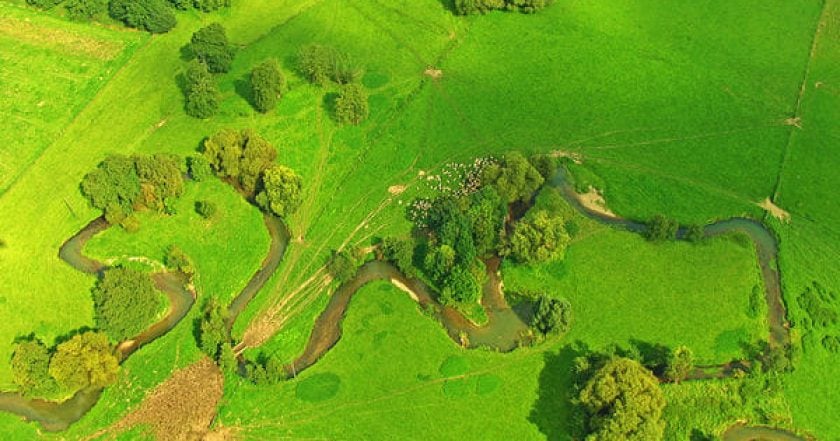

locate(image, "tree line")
[[27, 0, 228, 32]]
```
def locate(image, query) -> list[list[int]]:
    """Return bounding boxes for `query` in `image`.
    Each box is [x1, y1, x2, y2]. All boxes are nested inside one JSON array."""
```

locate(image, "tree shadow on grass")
[[438, 0, 456, 14], [234, 72, 253, 109], [322, 91, 339, 123], [529, 342, 588, 441]]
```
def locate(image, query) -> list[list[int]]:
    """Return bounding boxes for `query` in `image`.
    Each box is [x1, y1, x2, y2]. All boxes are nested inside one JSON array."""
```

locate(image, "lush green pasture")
[[773, 0, 840, 437], [503, 226, 765, 364], [0, 2, 145, 193], [85, 179, 270, 304]]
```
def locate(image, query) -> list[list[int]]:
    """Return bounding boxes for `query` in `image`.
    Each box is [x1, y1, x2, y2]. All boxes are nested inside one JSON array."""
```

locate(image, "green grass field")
[[0, 0, 837, 438]]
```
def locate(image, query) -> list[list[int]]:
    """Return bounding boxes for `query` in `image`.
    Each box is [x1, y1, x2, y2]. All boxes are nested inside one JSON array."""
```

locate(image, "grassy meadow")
[[0, 0, 836, 439]]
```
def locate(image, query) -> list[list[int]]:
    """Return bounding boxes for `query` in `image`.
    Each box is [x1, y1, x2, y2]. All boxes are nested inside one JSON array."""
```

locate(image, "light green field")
[[503, 228, 765, 364], [0, 0, 836, 439]]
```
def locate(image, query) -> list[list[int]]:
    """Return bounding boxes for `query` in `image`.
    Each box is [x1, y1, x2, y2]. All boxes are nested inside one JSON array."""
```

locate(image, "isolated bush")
[[482, 151, 544, 203], [65, 0, 107, 20], [48, 331, 119, 392], [531, 296, 571, 335], [579, 357, 666, 440], [195, 199, 218, 219], [26, 0, 64, 9], [165, 245, 195, 275], [11, 339, 58, 397], [109, 0, 176, 34], [665, 345, 693, 383], [188, 154, 213, 181], [93, 267, 162, 341], [190, 23, 235, 73], [255, 165, 303, 218], [327, 250, 360, 284], [335, 82, 369, 125], [507, 210, 569, 263], [297, 44, 360, 86], [184, 60, 221, 119], [684, 224, 705, 243], [251, 59, 285, 113], [646, 214, 678, 242]]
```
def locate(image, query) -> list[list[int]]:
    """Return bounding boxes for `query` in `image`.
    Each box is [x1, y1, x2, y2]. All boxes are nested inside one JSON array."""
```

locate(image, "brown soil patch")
[[388, 184, 406, 195], [757, 197, 791, 223], [423, 67, 443, 79], [108, 358, 224, 441], [549, 150, 583, 164], [576, 186, 617, 218], [0, 18, 123, 60], [783, 117, 802, 128]]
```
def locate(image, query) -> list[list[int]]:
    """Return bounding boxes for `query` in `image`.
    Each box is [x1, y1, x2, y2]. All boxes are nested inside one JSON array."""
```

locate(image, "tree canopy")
[[48, 331, 119, 392], [184, 60, 221, 119], [109, 0, 176, 34], [202, 129, 278, 193], [251, 59, 285, 113], [256, 164, 303, 218], [531, 296, 572, 335], [507, 209, 569, 263], [190, 23, 235, 73], [646, 214, 679, 242], [92, 267, 163, 341], [297, 44, 361, 86], [482, 151, 544, 203], [454, 0, 552, 15], [11, 338, 58, 397], [665, 345, 694, 383], [335, 82, 369, 125], [579, 357, 666, 441]]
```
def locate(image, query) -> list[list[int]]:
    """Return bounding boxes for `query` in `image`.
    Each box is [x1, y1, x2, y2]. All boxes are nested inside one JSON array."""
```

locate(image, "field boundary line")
[[771, 0, 831, 203], [0, 35, 154, 198]]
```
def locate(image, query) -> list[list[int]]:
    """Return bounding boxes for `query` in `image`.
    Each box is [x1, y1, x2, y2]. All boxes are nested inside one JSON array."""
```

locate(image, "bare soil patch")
[[576, 186, 617, 218], [424, 67, 443, 79], [388, 184, 406, 195], [757, 197, 791, 223], [107, 357, 224, 441], [549, 150, 583, 164]]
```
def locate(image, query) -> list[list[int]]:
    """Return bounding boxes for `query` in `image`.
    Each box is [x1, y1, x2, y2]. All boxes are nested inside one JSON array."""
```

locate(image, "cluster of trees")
[[182, 24, 235, 118], [109, 0, 177, 33], [327, 249, 363, 284], [507, 209, 569, 263], [531, 295, 571, 335], [454, 0, 553, 15], [297, 44, 369, 125], [27, 0, 107, 20], [243, 353, 286, 385], [168, 0, 229, 12], [645, 214, 705, 243], [11, 332, 119, 398], [201, 129, 303, 218], [92, 267, 163, 341], [81, 153, 184, 224], [195, 199, 218, 219]]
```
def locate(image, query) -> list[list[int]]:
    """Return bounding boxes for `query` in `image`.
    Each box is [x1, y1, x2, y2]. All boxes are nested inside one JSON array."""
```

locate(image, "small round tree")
[[335, 82, 369, 125], [256, 165, 303, 218], [190, 23, 235, 73], [251, 59, 285, 113]]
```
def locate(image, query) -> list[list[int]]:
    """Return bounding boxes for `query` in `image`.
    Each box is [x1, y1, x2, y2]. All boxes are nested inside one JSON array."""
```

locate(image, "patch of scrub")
[[439, 355, 469, 377], [475, 374, 501, 395], [295, 373, 341, 402]]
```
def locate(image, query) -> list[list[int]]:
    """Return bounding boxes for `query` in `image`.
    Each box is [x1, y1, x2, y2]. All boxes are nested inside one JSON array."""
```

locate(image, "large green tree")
[[665, 346, 694, 383], [465, 186, 506, 256], [202, 129, 277, 193], [507, 210, 569, 263], [48, 331, 119, 392], [198, 298, 230, 362], [579, 357, 666, 441], [11, 339, 58, 397], [335, 82, 369, 125], [92, 268, 162, 341], [256, 165, 303, 218], [531, 296, 572, 335], [184, 60, 221, 119], [190, 23, 235, 73], [482, 151, 544, 203], [80, 155, 141, 223], [251, 59, 285, 113]]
